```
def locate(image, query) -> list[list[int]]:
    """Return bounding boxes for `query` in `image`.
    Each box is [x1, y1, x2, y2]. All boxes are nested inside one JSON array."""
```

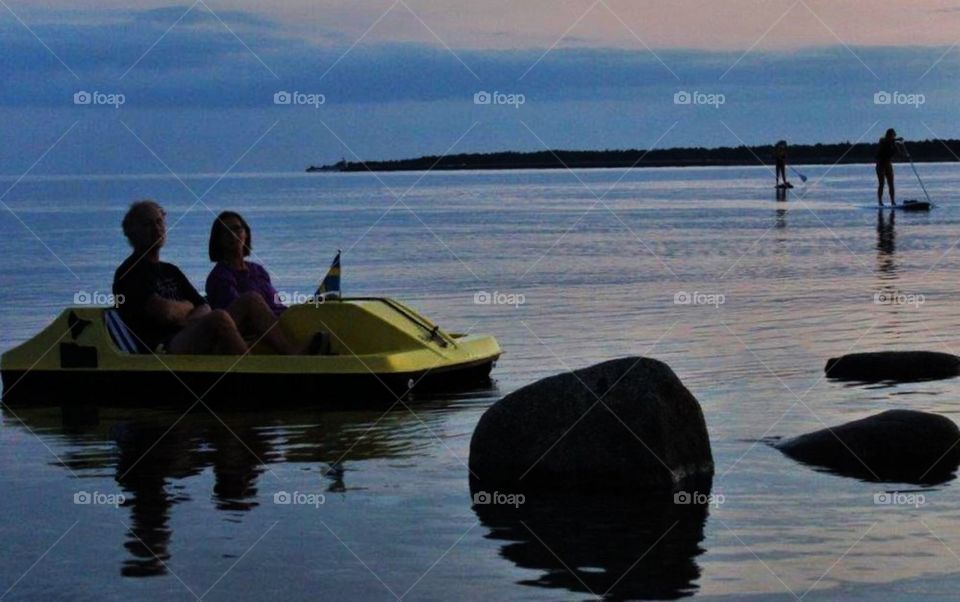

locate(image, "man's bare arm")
[[143, 294, 199, 327], [187, 304, 211, 321]]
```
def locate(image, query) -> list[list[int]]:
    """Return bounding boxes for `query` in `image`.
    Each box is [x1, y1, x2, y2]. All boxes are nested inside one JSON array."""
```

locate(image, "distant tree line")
[[309, 139, 960, 172]]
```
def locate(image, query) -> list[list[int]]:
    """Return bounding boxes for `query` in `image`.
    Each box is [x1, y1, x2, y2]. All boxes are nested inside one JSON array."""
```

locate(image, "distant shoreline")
[[308, 140, 960, 173]]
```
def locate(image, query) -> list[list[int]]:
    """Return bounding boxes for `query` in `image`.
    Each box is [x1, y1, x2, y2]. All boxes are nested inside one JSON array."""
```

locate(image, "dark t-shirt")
[[113, 254, 206, 351]]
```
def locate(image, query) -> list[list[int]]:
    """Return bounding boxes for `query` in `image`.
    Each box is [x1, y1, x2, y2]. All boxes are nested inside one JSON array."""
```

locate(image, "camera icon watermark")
[[873, 290, 924, 308], [874, 491, 925, 508], [273, 91, 326, 108], [74, 490, 125, 508], [74, 291, 124, 307], [474, 90, 526, 109], [673, 490, 725, 508], [273, 490, 325, 508], [74, 90, 125, 108], [474, 290, 526, 307], [472, 490, 525, 508], [674, 290, 725, 307], [874, 90, 925, 109], [674, 90, 725, 108]]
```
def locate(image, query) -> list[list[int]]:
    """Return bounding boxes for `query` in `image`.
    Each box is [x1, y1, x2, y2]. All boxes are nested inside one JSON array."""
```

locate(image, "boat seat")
[[105, 309, 143, 354]]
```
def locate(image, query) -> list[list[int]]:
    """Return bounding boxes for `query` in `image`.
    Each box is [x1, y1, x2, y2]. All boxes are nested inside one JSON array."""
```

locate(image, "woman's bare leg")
[[877, 166, 885, 205], [887, 168, 895, 205], [227, 292, 299, 354]]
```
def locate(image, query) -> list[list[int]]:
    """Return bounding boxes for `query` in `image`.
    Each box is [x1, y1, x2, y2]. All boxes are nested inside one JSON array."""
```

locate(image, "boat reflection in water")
[[4, 398, 462, 578], [471, 484, 710, 600]]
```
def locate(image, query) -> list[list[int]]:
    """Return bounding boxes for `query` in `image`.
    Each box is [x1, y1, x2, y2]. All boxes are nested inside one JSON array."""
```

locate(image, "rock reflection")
[[471, 488, 709, 600]]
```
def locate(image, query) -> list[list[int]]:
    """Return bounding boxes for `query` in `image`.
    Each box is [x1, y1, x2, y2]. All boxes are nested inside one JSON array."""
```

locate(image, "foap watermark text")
[[75, 291, 124, 307], [74, 490, 125, 508], [674, 290, 725, 307], [874, 91, 925, 109], [674, 490, 725, 508], [274, 91, 326, 108], [474, 91, 525, 108], [274, 490, 326, 508], [473, 490, 525, 508], [275, 291, 327, 307], [74, 90, 125, 108], [874, 491, 925, 508], [474, 290, 525, 307], [674, 90, 725, 108], [874, 290, 924, 308]]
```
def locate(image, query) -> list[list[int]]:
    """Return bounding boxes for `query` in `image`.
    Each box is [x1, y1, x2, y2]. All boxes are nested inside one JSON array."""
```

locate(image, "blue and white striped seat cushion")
[[105, 309, 141, 353]]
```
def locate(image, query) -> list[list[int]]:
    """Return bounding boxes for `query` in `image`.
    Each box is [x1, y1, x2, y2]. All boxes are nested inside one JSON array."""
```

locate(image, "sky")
[[2, 0, 960, 174]]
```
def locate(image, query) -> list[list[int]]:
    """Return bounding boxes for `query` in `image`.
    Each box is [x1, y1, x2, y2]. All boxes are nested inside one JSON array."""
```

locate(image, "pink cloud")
[[19, 0, 960, 50], [204, 0, 960, 50]]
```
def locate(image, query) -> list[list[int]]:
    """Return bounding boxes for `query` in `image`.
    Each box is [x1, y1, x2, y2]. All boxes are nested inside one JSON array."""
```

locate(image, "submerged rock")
[[775, 409, 960, 484], [824, 351, 960, 382], [468, 357, 713, 493]]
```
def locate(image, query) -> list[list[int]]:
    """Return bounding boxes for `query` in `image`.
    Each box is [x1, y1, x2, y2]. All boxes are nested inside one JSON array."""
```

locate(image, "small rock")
[[825, 351, 960, 382], [775, 409, 960, 484]]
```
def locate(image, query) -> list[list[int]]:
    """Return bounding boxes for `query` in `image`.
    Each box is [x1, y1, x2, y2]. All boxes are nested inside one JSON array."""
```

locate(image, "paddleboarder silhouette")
[[876, 128, 900, 207]]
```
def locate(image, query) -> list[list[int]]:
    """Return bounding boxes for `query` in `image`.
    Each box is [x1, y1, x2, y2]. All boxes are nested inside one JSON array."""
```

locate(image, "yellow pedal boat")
[[1, 297, 501, 407]]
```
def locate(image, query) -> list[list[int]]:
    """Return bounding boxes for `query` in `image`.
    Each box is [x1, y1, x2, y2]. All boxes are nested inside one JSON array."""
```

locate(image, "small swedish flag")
[[315, 250, 341, 299]]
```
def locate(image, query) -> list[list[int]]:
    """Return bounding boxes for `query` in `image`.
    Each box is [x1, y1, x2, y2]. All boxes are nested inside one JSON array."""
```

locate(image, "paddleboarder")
[[774, 140, 791, 188], [876, 128, 900, 207]]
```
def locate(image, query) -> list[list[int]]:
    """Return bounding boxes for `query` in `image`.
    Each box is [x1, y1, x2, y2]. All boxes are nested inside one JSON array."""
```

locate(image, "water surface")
[[3, 165, 960, 599]]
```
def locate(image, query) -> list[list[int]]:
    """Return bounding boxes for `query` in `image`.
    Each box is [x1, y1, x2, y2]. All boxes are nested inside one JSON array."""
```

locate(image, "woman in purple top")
[[206, 211, 286, 316], [207, 211, 286, 316], [207, 211, 330, 354], [206, 211, 331, 354]]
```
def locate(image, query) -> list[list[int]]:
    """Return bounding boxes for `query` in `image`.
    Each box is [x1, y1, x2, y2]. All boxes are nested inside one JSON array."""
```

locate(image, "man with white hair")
[[112, 200, 248, 354]]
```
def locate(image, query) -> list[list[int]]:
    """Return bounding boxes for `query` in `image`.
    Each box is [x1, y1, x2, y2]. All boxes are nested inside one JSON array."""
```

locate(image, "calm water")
[[3, 165, 960, 600]]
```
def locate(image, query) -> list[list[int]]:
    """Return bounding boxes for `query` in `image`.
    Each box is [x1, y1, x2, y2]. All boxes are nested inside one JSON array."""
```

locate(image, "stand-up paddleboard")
[[898, 200, 932, 211], [775, 183, 794, 189], [878, 200, 932, 212]]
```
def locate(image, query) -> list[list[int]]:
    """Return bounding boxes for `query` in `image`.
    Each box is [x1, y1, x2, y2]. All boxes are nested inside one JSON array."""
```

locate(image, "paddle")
[[898, 140, 933, 205], [789, 166, 808, 183]]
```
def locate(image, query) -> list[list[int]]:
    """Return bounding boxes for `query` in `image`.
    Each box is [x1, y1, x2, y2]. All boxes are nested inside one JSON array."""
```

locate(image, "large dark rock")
[[468, 357, 713, 493], [825, 351, 960, 382], [775, 409, 960, 484]]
